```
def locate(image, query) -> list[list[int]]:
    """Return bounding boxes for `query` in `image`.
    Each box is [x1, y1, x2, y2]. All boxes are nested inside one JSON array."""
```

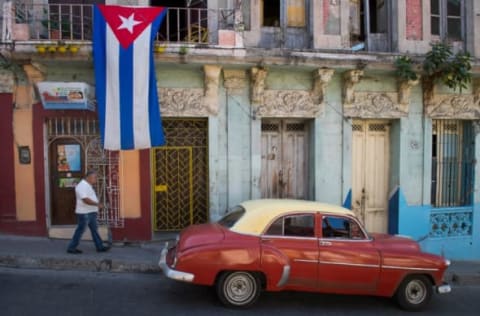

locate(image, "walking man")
[[67, 170, 110, 254]]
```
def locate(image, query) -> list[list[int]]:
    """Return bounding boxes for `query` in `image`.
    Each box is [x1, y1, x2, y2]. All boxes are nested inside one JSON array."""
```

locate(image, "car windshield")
[[217, 206, 245, 228]]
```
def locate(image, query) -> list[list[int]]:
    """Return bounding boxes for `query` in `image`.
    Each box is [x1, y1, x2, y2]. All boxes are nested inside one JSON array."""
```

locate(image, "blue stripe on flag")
[[119, 44, 134, 149], [93, 6, 107, 147], [148, 9, 168, 147]]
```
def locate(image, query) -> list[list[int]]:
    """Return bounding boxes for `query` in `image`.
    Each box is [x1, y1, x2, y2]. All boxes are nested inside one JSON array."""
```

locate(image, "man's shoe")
[[67, 249, 82, 254], [97, 246, 110, 253]]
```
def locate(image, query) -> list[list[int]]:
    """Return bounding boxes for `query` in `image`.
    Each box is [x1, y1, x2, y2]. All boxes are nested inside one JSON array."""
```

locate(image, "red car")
[[159, 199, 451, 311]]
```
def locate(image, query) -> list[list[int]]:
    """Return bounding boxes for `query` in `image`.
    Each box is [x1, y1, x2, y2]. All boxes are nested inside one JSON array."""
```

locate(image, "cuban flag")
[[93, 5, 167, 150]]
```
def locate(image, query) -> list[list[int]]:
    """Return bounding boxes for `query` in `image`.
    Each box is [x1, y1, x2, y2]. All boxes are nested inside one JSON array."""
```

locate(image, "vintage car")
[[159, 199, 451, 311]]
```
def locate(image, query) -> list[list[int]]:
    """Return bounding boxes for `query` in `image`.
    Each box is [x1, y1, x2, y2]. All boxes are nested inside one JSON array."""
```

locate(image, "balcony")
[[1, 2, 211, 45]]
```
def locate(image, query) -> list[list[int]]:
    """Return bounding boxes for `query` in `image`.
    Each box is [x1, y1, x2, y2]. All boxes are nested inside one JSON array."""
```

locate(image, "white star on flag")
[[117, 13, 142, 33]]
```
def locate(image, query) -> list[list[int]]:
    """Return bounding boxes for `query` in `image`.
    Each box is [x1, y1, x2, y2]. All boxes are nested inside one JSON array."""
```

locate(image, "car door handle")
[[319, 241, 332, 246]]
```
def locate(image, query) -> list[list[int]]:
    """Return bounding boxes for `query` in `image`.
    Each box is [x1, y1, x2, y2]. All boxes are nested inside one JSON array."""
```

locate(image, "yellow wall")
[[119, 150, 141, 218], [13, 109, 36, 221]]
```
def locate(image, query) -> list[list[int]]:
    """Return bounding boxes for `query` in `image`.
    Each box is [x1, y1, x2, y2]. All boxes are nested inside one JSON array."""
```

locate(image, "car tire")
[[395, 275, 433, 311], [216, 271, 261, 308]]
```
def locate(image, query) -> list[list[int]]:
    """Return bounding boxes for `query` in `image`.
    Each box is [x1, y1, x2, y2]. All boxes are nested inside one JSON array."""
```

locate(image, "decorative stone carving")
[[344, 92, 407, 118], [424, 79, 480, 119], [159, 88, 207, 117], [425, 94, 480, 119], [398, 77, 420, 105], [157, 65, 222, 117], [203, 65, 222, 114], [223, 69, 247, 95], [256, 90, 321, 118], [312, 68, 335, 105], [250, 67, 267, 106], [343, 70, 363, 105], [251, 68, 334, 118]]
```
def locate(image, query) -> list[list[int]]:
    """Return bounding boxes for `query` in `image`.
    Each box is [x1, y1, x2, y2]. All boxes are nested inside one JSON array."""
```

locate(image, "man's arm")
[[82, 198, 103, 208]]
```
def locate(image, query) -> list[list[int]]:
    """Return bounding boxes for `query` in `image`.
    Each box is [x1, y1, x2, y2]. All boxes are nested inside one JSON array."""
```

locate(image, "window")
[[430, 0, 463, 41], [265, 214, 315, 237], [218, 206, 245, 228], [262, 0, 305, 28], [263, 0, 280, 27], [431, 120, 474, 207], [322, 216, 366, 240]]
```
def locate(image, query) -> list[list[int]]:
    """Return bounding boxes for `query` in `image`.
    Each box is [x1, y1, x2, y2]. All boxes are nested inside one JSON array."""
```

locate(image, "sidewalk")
[[0, 233, 172, 274], [0, 233, 479, 286]]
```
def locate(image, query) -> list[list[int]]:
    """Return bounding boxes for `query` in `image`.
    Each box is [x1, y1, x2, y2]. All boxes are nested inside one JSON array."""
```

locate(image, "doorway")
[[260, 119, 310, 199], [152, 119, 209, 231], [49, 139, 84, 225], [352, 120, 390, 233]]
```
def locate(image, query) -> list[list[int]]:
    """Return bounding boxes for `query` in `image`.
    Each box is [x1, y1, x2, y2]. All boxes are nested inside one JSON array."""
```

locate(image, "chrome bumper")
[[159, 245, 194, 283], [436, 283, 452, 294]]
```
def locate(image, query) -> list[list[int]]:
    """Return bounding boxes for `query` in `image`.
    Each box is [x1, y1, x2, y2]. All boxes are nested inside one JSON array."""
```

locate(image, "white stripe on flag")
[[104, 24, 121, 150], [133, 25, 152, 149]]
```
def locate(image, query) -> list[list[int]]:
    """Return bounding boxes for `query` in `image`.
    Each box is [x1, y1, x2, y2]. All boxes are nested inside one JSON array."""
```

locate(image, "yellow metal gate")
[[153, 119, 208, 231]]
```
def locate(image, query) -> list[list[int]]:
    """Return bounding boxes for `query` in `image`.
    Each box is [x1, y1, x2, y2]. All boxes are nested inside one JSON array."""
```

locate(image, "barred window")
[[431, 120, 474, 207]]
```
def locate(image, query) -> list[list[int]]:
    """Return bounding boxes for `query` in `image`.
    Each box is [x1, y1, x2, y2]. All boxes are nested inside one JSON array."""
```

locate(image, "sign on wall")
[[36, 82, 95, 111]]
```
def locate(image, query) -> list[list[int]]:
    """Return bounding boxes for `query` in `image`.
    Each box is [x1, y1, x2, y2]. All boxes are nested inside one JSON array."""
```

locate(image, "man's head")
[[85, 170, 97, 185]]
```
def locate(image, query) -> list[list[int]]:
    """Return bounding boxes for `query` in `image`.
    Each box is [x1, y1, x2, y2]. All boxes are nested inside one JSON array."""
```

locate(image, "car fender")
[[376, 251, 449, 297], [260, 244, 291, 291], [175, 243, 261, 286]]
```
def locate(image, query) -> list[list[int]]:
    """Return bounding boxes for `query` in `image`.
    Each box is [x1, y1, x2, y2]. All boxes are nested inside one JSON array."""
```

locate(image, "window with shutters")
[[430, 0, 464, 41]]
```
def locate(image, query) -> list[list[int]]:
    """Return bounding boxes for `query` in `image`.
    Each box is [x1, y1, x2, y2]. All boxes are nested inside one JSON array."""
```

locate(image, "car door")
[[261, 213, 319, 290], [318, 215, 381, 295]]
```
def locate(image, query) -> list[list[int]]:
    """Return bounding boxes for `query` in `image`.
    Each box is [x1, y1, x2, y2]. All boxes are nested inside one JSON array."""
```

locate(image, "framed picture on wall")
[[57, 144, 81, 172]]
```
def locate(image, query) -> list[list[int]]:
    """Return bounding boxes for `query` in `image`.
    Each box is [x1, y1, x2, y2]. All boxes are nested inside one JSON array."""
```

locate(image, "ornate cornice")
[[424, 78, 480, 119], [251, 67, 334, 118], [344, 92, 407, 118], [256, 90, 321, 118], [158, 65, 222, 117], [342, 70, 418, 119], [159, 88, 206, 117]]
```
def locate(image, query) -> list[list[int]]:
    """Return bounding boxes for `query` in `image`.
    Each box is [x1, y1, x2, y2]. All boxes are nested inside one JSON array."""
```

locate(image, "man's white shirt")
[[75, 179, 99, 214]]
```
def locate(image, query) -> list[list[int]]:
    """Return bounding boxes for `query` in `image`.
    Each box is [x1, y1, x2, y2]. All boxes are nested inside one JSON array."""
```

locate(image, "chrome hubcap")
[[405, 280, 427, 305], [225, 273, 255, 304]]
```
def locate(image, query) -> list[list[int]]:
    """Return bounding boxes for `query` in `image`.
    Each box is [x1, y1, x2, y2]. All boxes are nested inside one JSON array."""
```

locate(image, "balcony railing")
[[1, 2, 210, 44]]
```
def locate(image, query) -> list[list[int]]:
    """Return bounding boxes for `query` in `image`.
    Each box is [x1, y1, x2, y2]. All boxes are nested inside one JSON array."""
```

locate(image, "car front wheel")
[[395, 275, 433, 311], [216, 271, 261, 308]]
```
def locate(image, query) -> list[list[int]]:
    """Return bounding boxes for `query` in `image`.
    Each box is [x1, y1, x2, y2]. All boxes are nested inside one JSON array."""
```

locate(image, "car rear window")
[[217, 206, 245, 228]]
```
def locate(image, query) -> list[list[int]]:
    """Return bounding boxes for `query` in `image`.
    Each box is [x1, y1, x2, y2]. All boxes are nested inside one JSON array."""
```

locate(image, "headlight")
[[445, 259, 451, 267]]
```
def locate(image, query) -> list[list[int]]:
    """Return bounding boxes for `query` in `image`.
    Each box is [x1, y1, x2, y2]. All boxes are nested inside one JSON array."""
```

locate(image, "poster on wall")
[[36, 82, 95, 111], [57, 144, 81, 172]]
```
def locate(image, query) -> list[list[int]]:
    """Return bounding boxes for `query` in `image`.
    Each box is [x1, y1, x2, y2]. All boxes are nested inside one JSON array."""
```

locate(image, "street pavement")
[[1, 267, 479, 316], [0, 233, 479, 286]]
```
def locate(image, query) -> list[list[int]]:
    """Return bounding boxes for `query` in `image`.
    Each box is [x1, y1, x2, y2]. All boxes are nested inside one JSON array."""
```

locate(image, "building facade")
[[1, 0, 480, 259]]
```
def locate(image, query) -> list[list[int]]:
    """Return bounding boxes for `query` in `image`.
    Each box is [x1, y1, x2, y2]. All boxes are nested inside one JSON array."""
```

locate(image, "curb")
[[2, 254, 479, 286], [0, 255, 161, 274], [445, 270, 480, 286]]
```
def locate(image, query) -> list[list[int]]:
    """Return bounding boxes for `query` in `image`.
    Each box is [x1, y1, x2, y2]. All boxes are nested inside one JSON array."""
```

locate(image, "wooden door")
[[261, 120, 309, 199], [352, 121, 389, 233], [50, 139, 84, 225]]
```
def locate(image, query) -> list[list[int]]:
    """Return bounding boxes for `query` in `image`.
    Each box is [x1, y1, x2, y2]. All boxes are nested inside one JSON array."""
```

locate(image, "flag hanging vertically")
[[93, 5, 167, 150]]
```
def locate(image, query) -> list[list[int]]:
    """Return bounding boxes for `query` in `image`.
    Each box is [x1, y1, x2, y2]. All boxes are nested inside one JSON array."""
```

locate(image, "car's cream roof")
[[229, 199, 355, 235]]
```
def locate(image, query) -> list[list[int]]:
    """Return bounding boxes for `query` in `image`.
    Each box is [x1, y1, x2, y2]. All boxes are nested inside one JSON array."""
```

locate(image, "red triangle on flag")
[[97, 5, 165, 49]]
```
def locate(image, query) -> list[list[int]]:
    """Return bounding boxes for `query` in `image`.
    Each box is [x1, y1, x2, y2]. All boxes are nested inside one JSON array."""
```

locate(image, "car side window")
[[322, 216, 365, 240], [265, 214, 315, 237]]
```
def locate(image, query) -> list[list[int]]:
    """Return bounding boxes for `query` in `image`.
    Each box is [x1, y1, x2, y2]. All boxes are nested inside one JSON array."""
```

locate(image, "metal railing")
[[3, 2, 211, 44]]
